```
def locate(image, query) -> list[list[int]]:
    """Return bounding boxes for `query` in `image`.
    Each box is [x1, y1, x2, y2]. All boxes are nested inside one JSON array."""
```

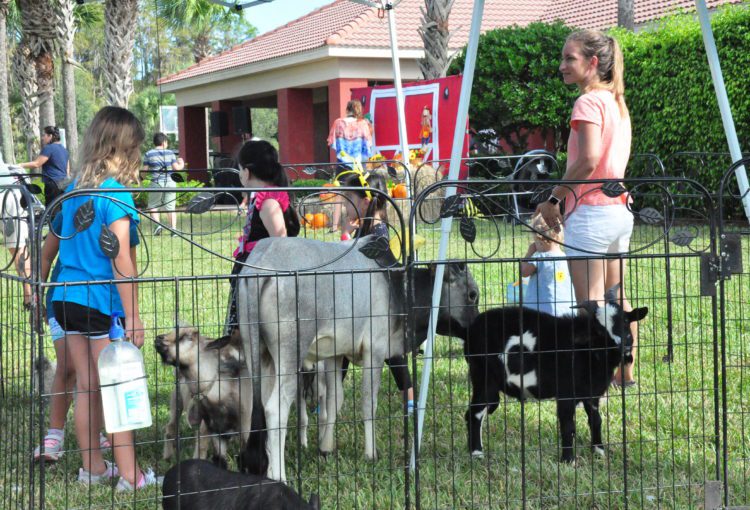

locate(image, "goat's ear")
[[627, 307, 649, 322], [604, 283, 622, 303], [219, 359, 243, 378], [309, 493, 321, 510], [205, 335, 232, 351], [572, 300, 598, 316]]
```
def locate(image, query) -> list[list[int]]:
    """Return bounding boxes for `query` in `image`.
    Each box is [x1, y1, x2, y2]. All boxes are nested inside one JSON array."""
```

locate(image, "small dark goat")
[[461, 285, 648, 463], [162, 458, 320, 510]]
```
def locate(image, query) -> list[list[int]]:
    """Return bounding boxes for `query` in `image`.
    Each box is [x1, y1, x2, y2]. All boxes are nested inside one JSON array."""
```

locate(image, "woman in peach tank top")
[[536, 30, 640, 387]]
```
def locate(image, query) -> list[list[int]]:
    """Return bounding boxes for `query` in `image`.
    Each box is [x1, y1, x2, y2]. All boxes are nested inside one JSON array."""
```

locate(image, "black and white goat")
[[461, 285, 648, 463]]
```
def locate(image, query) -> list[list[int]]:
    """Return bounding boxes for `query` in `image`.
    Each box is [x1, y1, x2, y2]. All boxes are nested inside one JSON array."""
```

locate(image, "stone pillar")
[[277, 88, 314, 166], [327, 78, 368, 162], [177, 105, 208, 183]]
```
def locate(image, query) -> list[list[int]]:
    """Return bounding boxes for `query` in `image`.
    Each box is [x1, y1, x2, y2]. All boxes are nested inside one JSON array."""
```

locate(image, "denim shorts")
[[564, 204, 634, 257]]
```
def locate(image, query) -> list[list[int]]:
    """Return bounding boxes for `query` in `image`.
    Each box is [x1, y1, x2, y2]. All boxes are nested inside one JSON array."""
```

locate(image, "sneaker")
[[153, 226, 163, 236], [99, 433, 111, 451], [115, 468, 161, 492], [34, 434, 64, 462], [78, 460, 118, 485]]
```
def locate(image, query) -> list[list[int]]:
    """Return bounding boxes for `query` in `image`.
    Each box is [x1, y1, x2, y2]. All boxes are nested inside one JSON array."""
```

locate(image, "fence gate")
[[718, 159, 750, 510]]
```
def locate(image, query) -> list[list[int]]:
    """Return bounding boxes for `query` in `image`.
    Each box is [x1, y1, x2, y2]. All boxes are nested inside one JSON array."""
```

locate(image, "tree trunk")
[[104, 0, 139, 107], [36, 52, 56, 128], [12, 44, 40, 160], [193, 32, 212, 63], [419, 0, 454, 80], [618, 0, 635, 30], [0, 3, 15, 163], [55, 0, 78, 166]]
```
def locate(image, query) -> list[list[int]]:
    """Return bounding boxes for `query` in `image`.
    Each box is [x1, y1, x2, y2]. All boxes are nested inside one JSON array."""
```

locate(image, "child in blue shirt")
[[34, 213, 140, 463], [520, 212, 575, 317], [49, 106, 155, 491]]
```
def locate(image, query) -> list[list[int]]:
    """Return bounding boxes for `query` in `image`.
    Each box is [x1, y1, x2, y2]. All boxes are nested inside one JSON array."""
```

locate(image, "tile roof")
[[159, 0, 550, 85], [541, 0, 744, 29], [159, 0, 745, 86]]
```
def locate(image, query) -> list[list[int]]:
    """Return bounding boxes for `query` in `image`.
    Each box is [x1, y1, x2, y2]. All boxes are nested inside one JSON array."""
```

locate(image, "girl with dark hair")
[[225, 140, 300, 331], [339, 170, 415, 414], [536, 30, 638, 387], [19, 125, 70, 205]]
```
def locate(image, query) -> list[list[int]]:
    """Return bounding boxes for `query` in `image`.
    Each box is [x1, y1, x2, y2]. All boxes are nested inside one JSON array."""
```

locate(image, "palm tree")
[[0, 0, 14, 162], [104, 0, 138, 107], [54, 0, 81, 166], [12, 42, 39, 160], [16, 0, 60, 129], [618, 0, 635, 30], [157, 0, 250, 63], [419, 0, 454, 80]]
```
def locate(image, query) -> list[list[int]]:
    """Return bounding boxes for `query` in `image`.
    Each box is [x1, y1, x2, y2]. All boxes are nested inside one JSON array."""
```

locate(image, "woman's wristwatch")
[[547, 195, 560, 206]]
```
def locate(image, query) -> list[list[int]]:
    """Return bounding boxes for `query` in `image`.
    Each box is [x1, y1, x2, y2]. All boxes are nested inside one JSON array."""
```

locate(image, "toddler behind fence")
[[520, 212, 575, 317]]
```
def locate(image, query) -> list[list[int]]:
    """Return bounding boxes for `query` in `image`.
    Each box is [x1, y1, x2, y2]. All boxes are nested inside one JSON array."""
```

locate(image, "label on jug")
[[118, 380, 149, 424]]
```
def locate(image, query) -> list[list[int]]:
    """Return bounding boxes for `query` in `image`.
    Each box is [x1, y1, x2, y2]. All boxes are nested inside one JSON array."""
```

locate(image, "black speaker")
[[209, 111, 228, 137], [232, 106, 251, 135]]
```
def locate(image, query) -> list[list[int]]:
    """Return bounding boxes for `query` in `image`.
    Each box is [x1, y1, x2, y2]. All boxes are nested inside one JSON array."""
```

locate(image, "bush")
[[449, 21, 577, 154]]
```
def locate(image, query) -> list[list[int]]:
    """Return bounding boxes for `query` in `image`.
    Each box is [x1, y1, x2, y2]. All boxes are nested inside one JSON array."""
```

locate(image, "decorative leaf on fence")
[[170, 173, 185, 183], [99, 225, 120, 259], [186, 192, 216, 214], [3, 219, 14, 238], [670, 229, 696, 247], [601, 182, 627, 198], [303, 166, 317, 176], [358, 235, 390, 260], [440, 194, 463, 219], [637, 207, 664, 225], [460, 216, 476, 243], [74, 199, 95, 232], [387, 166, 398, 179]]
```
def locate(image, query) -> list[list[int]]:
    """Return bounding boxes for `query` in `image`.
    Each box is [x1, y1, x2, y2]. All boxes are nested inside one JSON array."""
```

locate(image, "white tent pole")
[[410, 0, 485, 470], [384, 1, 412, 193], [695, 0, 750, 221]]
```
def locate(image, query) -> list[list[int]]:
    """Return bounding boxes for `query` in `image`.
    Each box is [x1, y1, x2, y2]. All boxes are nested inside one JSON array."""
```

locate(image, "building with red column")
[[158, 0, 741, 176]]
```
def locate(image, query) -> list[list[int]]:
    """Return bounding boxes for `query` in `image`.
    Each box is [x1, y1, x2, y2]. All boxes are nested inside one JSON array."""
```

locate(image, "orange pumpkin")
[[320, 182, 338, 202], [391, 183, 408, 199], [313, 212, 328, 229], [304, 213, 314, 226]]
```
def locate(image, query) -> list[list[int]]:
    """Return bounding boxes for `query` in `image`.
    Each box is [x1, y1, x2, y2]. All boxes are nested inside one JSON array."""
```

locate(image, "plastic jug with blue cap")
[[98, 312, 152, 433]]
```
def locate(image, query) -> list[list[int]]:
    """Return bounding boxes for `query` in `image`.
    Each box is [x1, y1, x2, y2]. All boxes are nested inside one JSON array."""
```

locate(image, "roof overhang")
[[160, 45, 431, 107]]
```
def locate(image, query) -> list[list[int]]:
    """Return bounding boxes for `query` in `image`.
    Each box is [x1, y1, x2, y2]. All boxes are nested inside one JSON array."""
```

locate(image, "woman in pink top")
[[536, 30, 639, 387]]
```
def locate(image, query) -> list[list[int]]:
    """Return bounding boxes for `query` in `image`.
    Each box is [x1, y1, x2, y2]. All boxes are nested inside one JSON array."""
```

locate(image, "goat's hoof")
[[560, 455, 576, 465], [319, 450, 332, 459], [471, 450, 484, 459], [592, 446, 606, 458]]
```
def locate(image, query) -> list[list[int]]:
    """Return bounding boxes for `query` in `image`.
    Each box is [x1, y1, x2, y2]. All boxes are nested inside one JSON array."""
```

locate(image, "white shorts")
[[564, 204, 634, 257], [0, 188, 29, 248]]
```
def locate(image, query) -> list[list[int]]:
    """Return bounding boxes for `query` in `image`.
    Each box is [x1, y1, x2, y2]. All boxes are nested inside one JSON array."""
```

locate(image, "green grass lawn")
[[0, 207, 749, 509]]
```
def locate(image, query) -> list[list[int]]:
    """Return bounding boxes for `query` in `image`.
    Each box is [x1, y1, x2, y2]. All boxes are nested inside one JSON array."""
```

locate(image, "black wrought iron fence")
[[0, 158, 747, 509]]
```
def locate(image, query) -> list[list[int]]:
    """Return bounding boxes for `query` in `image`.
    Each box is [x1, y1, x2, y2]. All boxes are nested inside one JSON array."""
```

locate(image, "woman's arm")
[[537, 121, 602, 231], [19, 155, 49, 170], [258, 199, 287, 237], [109, 217, 144, 346], [40, 232, 60, 284]]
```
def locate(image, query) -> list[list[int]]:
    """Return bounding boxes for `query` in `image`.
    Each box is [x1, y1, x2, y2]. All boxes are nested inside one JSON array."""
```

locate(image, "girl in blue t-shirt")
[[50, 106, 155, 491]]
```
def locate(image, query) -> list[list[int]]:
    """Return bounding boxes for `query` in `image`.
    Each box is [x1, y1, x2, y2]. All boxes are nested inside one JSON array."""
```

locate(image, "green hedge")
[[451, 5, 750, 195]]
